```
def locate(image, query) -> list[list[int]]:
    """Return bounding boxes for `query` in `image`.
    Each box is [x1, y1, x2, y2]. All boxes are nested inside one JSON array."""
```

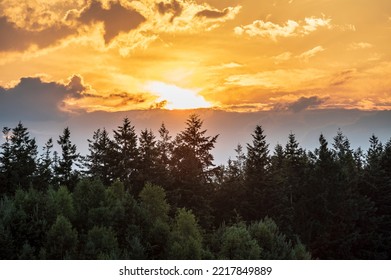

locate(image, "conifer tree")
[[137, 129, 159, 188], [281, 132, 306, 236], [212, 144, 246, 224], [155, 123, 174, 188], [157, 122, 173, 169], [54, 127, 79, 190], [170, 114, 218, 227], [85, 128, 113, 185], [35, 138, 54, 190], [172, 114, 218, 184], [0, 123, 37, 192], [244, 125, 270, 220], [112, 118, 139, 192]]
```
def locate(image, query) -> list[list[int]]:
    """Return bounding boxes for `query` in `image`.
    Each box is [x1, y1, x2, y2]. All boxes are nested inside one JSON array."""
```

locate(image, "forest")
[[0, 114, 390, 260]]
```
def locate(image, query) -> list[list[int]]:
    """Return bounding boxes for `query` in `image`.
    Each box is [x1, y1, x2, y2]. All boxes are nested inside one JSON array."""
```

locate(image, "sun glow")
[[146, 81, 212, 110]]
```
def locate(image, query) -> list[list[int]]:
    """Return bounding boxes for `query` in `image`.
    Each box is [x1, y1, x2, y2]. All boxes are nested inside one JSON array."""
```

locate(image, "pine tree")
[[170, 114, 218, 228], [112, 118, 139, 193], [281, 132, 307, 236], [212, 144, 246, 224], [0, 123, 37, 193], [307, 131, 379, 259], [155, 123, 174, 188], [137, 129, 159, 187], [157, 122, 173, 169], [244, 125, 270, 220], [54, 127, 79, 190], [172, 114, 218, 184], [85, 128, 113, 186], [368, 137, 391, 258], [267, 144, 287, 224], [34, 138, 54, 190], [246, 125, 269, 179], [0, 128, 12, 194]]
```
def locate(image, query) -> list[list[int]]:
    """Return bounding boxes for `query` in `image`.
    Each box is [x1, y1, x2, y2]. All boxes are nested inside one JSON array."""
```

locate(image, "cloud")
[[234, 16, 331, 40], [348, 42, 373, 51], [195, 8, 229, 19], [156, 0, 183, 22], [234, 19, 300, 40], [221, 62, 243, 68], [329, 69, 357, 87], [0, 0, 241, 54], [0, 16, 73, 52], [297, 46, 325, 62], [0, 0, 83, 31], [287, 96, 325, 112], [225, 68, 326, 90], [211, 62, 243, 70], [64, 90, 151, 112], [0, 75, 155, 120], [273, 52, 293, 64], [142, 1, 241, 32], [66, 75, 88, 95], [0, 76, 85, 121], [77, 1, 146, 44]]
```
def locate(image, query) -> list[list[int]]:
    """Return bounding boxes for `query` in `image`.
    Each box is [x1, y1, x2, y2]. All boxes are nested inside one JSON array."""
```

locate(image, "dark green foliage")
[[45, 186, 75, 224], [139, 183, 170, 259], [0, 197, 15, 258], [218, 222, 260, 259], [84, 226, 119, 259], [0, 118, 390, 259], [248, 217, 311, 260], [168, 208, 203, 259], [73, 178, 107, 232], [10, 188, 48, 258], [46, 215, 78, 259]]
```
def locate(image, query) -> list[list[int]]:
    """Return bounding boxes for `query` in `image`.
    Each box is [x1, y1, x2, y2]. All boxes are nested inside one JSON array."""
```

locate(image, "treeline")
[[0, 114, 390, 259]]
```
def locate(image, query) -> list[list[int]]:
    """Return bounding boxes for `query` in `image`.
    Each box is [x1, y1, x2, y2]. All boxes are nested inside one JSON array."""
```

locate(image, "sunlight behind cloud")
[[146, 81, 212, 110]]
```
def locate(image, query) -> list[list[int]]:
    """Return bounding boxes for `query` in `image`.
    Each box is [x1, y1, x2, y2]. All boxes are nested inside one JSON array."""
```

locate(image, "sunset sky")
[[1, 0, 391, 162]]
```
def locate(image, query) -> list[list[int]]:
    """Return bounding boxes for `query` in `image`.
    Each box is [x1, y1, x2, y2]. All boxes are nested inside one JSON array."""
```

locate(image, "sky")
[[1, 0, 391, 163]]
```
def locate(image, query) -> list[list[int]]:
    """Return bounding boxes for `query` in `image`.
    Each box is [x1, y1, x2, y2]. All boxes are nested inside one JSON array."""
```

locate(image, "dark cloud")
[[224, 104, 260, 111], [157, 0, 183, 22], [288, 96, 325, 112], [330, 69, 357, 87], [0, 1, 146, 52], [150, 100, 168, 109], [0, 76, 84, 121], [195, 8, 229, 19], [107, 92, 146, 106], [66, 75, 87, 95], [79, 1, 145, 44], [0, 16, 73, 52]]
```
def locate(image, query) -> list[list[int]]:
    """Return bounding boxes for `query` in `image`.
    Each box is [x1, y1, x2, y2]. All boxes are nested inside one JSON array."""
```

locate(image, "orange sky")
[[1, 0, 391, 113]]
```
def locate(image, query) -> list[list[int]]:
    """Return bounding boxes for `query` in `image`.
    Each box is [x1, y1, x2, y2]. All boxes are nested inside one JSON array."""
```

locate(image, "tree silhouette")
[[54, 127, 79, 190], [112, 118, 139, 193], [0, 118, 390, 260], [0, 123, 37, 193]]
